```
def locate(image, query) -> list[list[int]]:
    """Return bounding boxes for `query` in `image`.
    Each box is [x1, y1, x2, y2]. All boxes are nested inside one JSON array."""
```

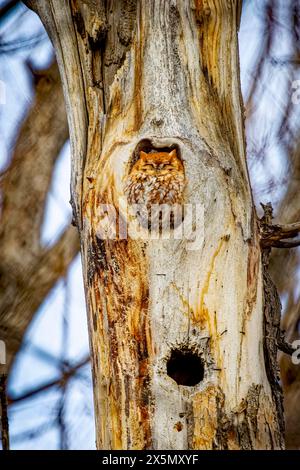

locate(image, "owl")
[[124, 149, 186, 230]]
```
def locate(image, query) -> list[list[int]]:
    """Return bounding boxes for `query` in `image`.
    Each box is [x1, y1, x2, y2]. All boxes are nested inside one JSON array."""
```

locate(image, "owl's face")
[[124, 148, 186, 229], [131, 149, 184, 176]]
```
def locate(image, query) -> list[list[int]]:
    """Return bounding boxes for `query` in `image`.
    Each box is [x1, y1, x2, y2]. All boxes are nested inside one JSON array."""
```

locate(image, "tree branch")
[[0, 60, 78, 373], [0, 61, 68, 273], [0, 225, 79, 371], [0, 0, 21, 22], [260, 210, 300, 248], [277, 335, 298, 356], [270, 239, 300, 249], [8, 356, 89, 404]]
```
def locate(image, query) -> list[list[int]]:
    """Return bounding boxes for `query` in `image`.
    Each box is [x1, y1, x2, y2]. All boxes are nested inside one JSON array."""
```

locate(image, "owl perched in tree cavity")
[[124, 149, 186, 230]]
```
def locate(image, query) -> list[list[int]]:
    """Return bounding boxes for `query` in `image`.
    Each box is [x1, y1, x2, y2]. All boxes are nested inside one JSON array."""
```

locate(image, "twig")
[[260, 203, 300, 248], [271, 221, 300, 237], [277, 335, 297, 356], [0, 374, 10, 450], [269, 239, 300, 249]]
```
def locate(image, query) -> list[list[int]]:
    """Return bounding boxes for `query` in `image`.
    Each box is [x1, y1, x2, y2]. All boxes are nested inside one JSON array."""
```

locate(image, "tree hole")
[[129, 138, 182, 169], [167, 349, 204, 386]]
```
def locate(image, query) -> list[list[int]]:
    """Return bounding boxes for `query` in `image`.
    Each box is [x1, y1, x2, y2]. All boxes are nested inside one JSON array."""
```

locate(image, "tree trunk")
[[25, 0, 285, 449]]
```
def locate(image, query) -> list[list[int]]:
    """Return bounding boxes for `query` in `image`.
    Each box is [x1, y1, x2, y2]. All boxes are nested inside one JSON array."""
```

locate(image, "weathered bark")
[[0, 61, 79, 372], [25, 0, 285, 449]]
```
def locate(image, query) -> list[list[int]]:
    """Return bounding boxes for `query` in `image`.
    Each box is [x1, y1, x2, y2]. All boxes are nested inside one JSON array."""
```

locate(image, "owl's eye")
[[164, 165, 175, 171], [143, 164, 156, 170]]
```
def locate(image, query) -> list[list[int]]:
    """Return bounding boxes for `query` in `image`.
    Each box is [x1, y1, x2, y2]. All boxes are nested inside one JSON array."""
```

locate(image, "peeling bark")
[[25, 0, 285, 449]]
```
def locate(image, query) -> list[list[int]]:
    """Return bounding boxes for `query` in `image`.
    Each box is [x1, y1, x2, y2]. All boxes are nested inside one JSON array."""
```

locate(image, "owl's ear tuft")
[[140, 151, 148, 159], [169, 149, 177, 158]]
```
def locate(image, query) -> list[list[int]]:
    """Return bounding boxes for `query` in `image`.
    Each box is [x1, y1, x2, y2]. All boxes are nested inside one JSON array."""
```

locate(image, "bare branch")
[[261, 220, 300, 247], [0, 224, 79, 371], [277, 336, 298, 356], [0, 0, 20, 21], [8, 356, 90, 404], [0, 59, 79, 372], [270, 240, 300, 249], [0, 61, 68, 273]]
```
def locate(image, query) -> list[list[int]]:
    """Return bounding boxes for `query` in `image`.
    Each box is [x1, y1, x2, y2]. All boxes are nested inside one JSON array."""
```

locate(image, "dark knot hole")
[[167, 349, 204, 387]]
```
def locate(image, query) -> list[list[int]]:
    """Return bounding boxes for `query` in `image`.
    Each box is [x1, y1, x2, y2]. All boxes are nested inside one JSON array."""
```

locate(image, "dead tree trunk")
[[24, 0, 285, 449]]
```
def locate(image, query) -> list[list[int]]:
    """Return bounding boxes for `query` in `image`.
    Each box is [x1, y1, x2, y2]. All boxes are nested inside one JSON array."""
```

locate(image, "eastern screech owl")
[[124, 149, 186, 230]]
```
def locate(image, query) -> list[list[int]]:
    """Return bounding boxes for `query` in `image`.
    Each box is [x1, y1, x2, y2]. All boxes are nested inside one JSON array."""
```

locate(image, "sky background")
[[0, 0, 298, 449]]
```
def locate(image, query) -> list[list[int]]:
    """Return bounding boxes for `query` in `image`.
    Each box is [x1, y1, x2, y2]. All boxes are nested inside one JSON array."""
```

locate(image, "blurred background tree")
[[0, 0, 93, 449], [0, 0, 299, 449]]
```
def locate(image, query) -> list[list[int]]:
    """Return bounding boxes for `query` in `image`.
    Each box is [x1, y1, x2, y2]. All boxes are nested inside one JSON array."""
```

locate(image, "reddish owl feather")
[[124, 149, 186, 230]]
